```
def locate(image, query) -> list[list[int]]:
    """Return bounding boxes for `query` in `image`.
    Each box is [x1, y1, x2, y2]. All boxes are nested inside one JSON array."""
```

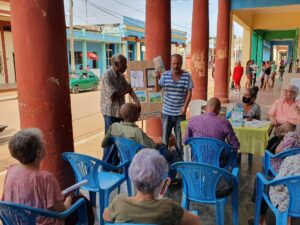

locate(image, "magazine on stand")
[[153, 56, 165, 74]]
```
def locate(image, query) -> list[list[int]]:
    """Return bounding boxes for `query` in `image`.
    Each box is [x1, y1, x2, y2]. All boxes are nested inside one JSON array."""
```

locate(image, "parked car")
[[69, 70, 99, 94]]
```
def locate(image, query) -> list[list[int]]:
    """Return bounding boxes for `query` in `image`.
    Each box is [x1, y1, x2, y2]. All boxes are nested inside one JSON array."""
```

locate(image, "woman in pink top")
[[1, 128, 73, 225]]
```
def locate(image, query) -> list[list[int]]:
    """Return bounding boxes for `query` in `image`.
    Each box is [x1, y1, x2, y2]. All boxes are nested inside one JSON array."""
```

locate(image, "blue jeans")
[[103, 115, 122, 133], [162, 113, 185, 161]]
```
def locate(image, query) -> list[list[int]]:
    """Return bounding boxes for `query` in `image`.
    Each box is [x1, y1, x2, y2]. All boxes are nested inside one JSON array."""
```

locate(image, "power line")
[[77, 0, 189, 31], [112, 0, 189, 31], [78, 0, 123, 20]]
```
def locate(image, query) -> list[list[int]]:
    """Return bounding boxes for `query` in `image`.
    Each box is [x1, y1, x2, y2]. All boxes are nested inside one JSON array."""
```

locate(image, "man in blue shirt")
[[155, 54, 193, 160]]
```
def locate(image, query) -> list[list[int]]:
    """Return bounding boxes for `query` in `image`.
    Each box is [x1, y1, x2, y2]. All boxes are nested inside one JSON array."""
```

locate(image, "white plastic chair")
[[188, 99, 207, 117]]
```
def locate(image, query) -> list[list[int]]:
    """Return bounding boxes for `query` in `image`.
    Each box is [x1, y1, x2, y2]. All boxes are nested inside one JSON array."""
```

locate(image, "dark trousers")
[[157, 144, 177, 180]]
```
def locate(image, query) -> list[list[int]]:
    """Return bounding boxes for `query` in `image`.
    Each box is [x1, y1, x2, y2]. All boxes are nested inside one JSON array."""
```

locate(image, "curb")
[[0, 95, 17, 102]]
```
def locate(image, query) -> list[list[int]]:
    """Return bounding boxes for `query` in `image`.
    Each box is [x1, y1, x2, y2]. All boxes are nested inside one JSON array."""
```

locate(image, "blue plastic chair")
[[172, 162, 239, 225], [255, 173, 300, 225], [105, 223, 158, 225], [264, 148, 300, 176], [108, 136, 145, 163], [0, 198, 87, 225], [62, 152, 130, 225], [184, 137, 237, 169]]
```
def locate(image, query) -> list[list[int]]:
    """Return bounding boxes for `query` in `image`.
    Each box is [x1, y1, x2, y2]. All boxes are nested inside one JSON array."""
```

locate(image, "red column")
[[214, 0, 230, 103], [10, 0, 74, 189], [191, 0, 209, 100], [145, 0, 171, 142]]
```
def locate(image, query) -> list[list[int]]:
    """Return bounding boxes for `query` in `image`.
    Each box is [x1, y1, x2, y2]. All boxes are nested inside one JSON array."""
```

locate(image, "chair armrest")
[[232, 168, 239, 178], [232, 167, 239, 184], [116, 160, 130, 169], [256, 172, 270, 186], [96, 160, 128, 172], [264, 150, 274, 176]]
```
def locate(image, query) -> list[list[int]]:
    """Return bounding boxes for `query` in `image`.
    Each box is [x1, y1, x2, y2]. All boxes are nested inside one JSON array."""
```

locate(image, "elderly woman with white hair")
[[2, 128, 74, 224], [103, 148, 201, 225], [268, 84, 300, 132]]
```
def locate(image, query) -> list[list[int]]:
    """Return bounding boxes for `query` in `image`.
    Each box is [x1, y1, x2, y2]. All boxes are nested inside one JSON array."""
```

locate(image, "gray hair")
[[290, 85, 299, 97], [129, 148, 167, 194], [111, 53, 126, 65], [9, 128, 44, 164]]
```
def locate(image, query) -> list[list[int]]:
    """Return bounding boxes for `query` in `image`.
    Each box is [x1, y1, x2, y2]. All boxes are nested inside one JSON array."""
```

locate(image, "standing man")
[[155, 54, 193, 160], [101, 53, 141, 133]]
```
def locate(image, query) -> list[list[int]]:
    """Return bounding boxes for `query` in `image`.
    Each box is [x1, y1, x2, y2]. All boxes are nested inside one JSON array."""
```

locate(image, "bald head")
[[120, 103, 139, 122], [206, 97, 221, 114]]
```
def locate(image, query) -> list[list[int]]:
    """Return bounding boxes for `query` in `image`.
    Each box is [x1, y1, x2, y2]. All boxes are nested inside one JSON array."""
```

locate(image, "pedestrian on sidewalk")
[[270, 60, 277, 88], [259, 61, 266, 90], [262, 61, 271, 91], [279, 60, 285, 81], [250, 60, 258, 87], [245, 60, 253, 89], [232, 61, 243, 92]]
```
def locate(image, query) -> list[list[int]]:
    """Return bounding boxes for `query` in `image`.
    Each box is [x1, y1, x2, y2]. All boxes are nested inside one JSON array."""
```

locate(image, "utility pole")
[[85, 0, 88, 25], [69, 0, 76, 73]]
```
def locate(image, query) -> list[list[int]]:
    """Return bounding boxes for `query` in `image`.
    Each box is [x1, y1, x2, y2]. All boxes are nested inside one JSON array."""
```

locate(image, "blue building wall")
[[263, 40, 271, 61], [66, 17, 187, 75], [231, 0, 300, 10]]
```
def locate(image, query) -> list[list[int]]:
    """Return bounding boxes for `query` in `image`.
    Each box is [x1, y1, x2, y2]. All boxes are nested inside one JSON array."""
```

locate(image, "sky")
[[63, 0, 243, 40]]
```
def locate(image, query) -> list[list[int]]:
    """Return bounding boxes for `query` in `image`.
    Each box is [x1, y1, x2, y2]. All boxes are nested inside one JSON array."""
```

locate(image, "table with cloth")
[[180, 120, 272, 156]]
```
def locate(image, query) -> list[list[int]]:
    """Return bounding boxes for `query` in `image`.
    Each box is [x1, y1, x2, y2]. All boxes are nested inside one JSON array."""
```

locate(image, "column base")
[[214, 94, 229, 103]]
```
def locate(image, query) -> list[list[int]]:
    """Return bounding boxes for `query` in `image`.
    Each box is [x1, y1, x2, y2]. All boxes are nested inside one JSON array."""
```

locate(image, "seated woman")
[[2, 128, 76, 225], [103, 148, 201, 225], [250, 154, 300, 225], [271, 131, 299, 173], [234, 86, 261, 120]]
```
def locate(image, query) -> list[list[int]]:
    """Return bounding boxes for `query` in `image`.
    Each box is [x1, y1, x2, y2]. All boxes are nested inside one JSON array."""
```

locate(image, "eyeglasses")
[[283, 89, 296, 93]]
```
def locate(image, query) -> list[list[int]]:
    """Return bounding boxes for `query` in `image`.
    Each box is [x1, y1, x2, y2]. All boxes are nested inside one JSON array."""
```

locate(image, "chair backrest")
[[108, 137, 145, 163], [184, 137, 236, 169], [265, 148, 300, 176], [269, 176, 300, 216], [62, 152, 103, 189], [274, 148, 300, 159], [188, 100, 207, 117], [0, 198, 87, 225], [172, 162, 234, 203], [0, 202, 35, 224], [105, 223, 158, 225]]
